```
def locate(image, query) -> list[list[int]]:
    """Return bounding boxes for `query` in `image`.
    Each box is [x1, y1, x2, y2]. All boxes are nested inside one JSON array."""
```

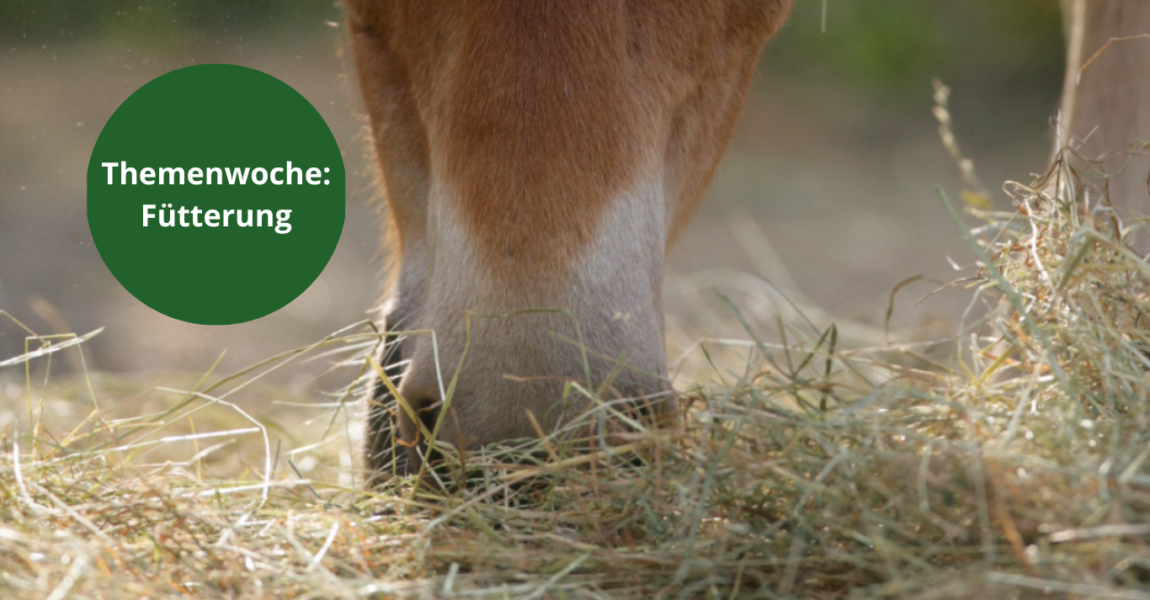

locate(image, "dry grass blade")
[[4, 129, 1150, 598]]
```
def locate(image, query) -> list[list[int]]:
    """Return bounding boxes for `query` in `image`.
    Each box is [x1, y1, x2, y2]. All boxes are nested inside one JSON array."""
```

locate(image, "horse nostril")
[[392, 396, 448, 474], [412, 397, 441, 440]]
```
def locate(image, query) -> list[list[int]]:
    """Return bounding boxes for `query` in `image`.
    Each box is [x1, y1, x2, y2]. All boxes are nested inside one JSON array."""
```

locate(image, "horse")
[[343, 0, 1150, 483]]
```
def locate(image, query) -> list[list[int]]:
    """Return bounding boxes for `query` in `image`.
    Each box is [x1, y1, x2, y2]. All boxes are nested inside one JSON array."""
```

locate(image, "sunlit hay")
[[977, 154, 1150, 421], [5, 139, 1150, 597]]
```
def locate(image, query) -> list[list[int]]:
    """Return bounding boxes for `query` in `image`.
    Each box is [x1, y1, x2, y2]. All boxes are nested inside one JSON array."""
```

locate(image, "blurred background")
[[0, 0, 1065, 388]]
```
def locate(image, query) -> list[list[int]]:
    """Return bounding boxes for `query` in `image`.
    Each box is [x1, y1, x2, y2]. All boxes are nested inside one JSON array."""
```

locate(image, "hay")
[[4, 115, 1150, 599]]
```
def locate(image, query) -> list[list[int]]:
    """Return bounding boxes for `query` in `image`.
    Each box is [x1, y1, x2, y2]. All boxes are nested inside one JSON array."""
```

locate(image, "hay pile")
[[3, 143, 1150, 598]]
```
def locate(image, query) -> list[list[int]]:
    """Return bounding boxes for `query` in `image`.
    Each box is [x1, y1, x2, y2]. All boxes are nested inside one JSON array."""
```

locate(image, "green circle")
[[87, 64, 345, 325]]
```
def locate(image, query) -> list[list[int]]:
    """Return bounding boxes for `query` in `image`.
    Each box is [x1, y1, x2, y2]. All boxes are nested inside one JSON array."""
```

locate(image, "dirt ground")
[[0, 32, 1059, 389]]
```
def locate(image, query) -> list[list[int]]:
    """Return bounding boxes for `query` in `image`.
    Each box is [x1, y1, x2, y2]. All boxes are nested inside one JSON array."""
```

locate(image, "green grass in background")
[[10, 0, 1065, 103], [768, 1, 1064, 100]]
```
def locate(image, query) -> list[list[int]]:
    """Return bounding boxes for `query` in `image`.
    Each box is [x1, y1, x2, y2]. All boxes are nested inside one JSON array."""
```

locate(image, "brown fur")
[[346, 1, 1150, 483], [344, 0, 793, 480]]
